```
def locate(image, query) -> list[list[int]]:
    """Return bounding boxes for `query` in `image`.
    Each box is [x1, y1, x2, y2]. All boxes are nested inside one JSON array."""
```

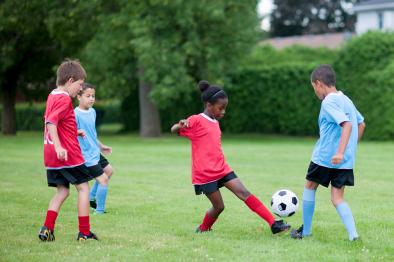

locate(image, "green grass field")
[[0, 132, 393, 261]]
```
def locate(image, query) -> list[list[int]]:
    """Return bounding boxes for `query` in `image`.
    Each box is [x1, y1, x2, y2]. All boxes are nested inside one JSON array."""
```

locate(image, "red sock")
[[78, 216, 90, 235], [44, 210, 58, 231], [245, 194, 275, 226], [199, 212, 217, 231]]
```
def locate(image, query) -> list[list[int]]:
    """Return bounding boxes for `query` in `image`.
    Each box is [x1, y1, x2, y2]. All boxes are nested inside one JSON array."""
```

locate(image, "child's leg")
[[94, 174, 109, 213], [302, 180, 319, 236], [332, 186, 358, 240], [103, 164, 113, 179], [90, 165, 112, 201], [75, 182, 91, 235], [199, 190, 225, 231], [224, 178, 275, 226], [89, 181, 99, 201], [44, 185, 69, 230]]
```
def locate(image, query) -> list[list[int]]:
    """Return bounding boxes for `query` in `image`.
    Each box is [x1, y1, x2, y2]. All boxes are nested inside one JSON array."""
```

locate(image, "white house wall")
[[356, 11, 394, 34]]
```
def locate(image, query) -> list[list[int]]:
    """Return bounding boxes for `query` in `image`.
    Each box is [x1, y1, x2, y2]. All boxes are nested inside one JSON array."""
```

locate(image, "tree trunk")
[[1, 86, 16, 135], [138, 67, 161, 137]]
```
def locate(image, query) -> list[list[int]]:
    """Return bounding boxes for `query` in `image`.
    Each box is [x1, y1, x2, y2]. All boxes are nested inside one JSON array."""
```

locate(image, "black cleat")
[[77, 231, 99, 241], [90, 200, 97, 209], [271, 220, 291, 234], [290, 225, 304, 239], [38, 226, 55, 242]]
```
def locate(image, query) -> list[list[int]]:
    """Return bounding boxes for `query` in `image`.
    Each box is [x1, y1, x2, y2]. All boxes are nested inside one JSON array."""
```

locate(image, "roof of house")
[[260, 32, 354, 49], [353, 0, 394, 12]]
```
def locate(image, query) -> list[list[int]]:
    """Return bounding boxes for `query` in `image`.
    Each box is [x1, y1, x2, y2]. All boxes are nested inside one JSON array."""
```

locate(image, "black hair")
[[78, 82, 95, 95], [311, 64, 336, 87], [198, 80, 227, 104]]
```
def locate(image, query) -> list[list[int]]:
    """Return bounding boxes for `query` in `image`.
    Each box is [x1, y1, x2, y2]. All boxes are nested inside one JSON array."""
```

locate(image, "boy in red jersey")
[[171, 80, 290, 234], [39, 59, 98, 242]]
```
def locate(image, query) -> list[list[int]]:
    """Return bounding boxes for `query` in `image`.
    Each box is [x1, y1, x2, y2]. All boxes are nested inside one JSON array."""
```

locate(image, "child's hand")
[[178, 119, 189, 128], [101, 145, 112, 155], [55, 146, 68, 161], [77, 129, 86, 137], [331, 153, 344, 165]]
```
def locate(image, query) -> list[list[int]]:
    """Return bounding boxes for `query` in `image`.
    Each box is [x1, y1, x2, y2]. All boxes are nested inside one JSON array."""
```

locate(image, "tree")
[[270, 0, 358, 37], [0, 0, 102, 135], [84, 0, 259, 137]]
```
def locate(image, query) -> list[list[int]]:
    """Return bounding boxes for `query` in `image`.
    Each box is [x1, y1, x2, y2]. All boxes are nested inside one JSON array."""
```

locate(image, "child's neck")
[[78, 105, 90, 111], [55, 86, 69, 94], [324, 86, 338, 98], [203, 110, 215, 120]]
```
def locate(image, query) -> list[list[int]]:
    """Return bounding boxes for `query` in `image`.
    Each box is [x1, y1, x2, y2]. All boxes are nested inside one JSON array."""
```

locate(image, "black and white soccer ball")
[[271, 189, 299, 217]]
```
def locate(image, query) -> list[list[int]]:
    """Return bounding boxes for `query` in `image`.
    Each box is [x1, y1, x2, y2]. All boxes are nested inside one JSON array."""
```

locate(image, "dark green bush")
[[334, 31, 394, 140]]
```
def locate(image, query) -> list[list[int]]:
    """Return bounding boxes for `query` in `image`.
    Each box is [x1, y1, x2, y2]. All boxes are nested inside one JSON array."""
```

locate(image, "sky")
[[258, 0, 274, 31]]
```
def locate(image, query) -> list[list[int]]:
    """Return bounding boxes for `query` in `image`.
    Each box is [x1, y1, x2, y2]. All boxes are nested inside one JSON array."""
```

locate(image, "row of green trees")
[[1, 0, 258, 136]]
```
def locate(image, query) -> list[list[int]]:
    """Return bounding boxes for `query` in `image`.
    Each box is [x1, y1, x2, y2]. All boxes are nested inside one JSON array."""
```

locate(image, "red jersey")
[[179, 113, 232, 185], [43, 90, 84, 169]]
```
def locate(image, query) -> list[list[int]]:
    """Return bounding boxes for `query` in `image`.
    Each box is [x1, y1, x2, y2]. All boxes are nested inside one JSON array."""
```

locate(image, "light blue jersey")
[[311, 91, 364, 169], [75, 107, 100, 167]]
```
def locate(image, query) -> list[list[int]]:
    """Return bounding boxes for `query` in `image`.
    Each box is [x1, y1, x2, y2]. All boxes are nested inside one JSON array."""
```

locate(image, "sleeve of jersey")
[[355, 109, 364, 124], [178, 116, 197, 139], [322, 99, 349, 125], [45, 97, 69, 126], [75, 110, 81, 129]]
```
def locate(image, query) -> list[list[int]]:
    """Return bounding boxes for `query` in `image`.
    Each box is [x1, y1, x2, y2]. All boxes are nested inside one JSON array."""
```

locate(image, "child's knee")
[[57, 187, 70, 199], [237, 189, 251, 201], [96, 174, 109, 185], [215, 204, 225, 213], [105, 165, 113, 177], [331, 196, 343, 206]]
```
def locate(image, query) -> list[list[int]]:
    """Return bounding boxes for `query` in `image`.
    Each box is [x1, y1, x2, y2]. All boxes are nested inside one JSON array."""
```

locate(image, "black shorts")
[[306, 162, 354, 188], [194, 172, 237, 195], [87, 154, 110, 178], [47, 164, 91, 188]]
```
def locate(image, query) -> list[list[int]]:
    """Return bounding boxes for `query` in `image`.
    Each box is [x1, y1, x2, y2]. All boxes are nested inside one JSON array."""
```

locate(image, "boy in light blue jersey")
[[75, 83, 114, 214], [291, 65, 366, 241]]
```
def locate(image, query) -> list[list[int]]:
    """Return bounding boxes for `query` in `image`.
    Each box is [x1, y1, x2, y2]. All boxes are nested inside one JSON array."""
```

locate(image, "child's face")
[[78, 88, 96, 109], [66, 78, 84, 98], [207, 98, 228, 120], [311, 80, 325, 100]]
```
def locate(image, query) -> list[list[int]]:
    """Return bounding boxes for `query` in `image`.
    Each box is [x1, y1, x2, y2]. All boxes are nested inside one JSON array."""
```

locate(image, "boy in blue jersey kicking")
[[291, 65, 366, 241], [75, 83, 114, 214]]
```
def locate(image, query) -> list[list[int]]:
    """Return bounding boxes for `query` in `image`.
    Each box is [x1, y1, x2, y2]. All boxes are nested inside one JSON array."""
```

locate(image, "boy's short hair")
[[78, 82, 95, 96], [56, 59, 86, 86], [311, 64, 336, 87]]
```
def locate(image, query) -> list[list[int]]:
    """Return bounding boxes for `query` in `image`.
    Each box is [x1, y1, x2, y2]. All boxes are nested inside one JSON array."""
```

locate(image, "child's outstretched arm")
[[98, 140, 112, 155], [47, 123, 67, 161], [358, 122, 366, 142], [171, 119, 188, 134], [332, 121, 352, 165]]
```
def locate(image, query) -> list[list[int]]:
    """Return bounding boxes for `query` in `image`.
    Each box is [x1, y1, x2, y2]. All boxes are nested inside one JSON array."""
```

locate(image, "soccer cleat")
[[77, 231, 99, 241], [271, 220, 291, 234], [38, 226, 55, 242], [195, 225, 212, 233], [90, 200, 97, 209], [290, 225, 304, 239]]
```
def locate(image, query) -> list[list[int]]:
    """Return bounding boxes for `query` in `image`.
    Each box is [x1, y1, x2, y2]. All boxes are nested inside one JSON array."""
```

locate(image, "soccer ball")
[[271, 189, 299, 217]]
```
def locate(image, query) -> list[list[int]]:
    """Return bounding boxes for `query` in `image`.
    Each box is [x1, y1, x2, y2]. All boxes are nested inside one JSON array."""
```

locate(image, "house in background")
[[353, 0, 394, 34]]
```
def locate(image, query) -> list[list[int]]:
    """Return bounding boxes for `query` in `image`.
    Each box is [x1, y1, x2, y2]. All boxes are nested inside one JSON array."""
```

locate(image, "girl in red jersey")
[[171, 80, 290, 234]]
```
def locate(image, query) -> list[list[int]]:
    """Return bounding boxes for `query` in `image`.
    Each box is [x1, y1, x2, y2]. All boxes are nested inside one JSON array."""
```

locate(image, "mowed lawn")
[[0, 132, 393, 261]]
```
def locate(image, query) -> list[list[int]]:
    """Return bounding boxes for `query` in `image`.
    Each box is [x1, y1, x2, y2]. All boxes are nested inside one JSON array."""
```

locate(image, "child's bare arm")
[[98, 139, 112, 154], [358, 122, 366, 142], [47, 123, 67, 161], [332, 121, 352, 165], [171, 119, 189, 134]]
